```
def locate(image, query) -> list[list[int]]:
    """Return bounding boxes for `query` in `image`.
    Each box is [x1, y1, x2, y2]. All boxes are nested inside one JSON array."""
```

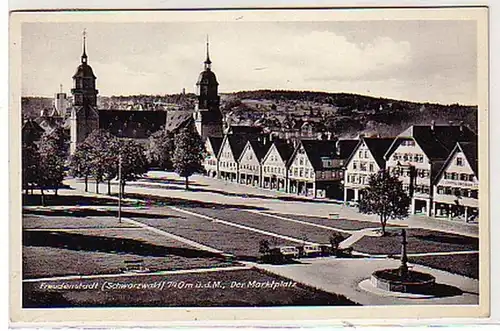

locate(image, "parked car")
[[276, 246, 300, 259], [302, 244, 322, 257]]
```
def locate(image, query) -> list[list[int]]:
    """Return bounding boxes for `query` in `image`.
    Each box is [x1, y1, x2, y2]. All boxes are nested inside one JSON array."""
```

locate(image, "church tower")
[[193, 37, 223, 140], [70, 30, 99, 154]]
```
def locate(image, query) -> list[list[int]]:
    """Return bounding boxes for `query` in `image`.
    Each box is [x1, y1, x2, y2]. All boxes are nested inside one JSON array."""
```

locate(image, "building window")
[[403, 154, 409, 161], [360, 162, 367, 171], [437, 186, 444, 194], [452, 173, 459, 180], [460, 173, 468, 181], [364, 150, 369, 158], [456, 157, 464, 166], [369, 163, 374, 172], [470, 190, 478, 199], [469, 174, 475, 182], [299, 169, 304, 177], [359, 150, 363, 158], [305, 169, 309, 177], [353, 162, 357, 170]]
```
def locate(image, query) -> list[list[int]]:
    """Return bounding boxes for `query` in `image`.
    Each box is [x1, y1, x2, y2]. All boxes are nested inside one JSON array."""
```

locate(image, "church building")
[[69, 33, 224, 155], [192, 38, 224, 140]]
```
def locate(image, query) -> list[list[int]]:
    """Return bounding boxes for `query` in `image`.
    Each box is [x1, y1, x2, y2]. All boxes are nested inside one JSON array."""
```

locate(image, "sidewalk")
[[252, 257, 479, 306]]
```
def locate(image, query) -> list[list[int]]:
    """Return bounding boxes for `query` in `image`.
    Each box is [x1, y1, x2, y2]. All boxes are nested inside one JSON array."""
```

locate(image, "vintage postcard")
[[9, 6, 489, 326]]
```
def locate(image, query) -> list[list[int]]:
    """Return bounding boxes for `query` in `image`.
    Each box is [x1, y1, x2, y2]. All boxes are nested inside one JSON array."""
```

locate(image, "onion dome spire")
[[81, 29, 88, 64], [204, 35, 212, 70]]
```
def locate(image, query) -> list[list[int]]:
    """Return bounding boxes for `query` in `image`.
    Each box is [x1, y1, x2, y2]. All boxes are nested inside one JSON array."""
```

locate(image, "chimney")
[[431, 120, 435, 131]]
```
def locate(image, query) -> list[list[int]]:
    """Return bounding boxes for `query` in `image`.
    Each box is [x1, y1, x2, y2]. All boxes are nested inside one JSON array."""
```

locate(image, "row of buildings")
[[202, 123, 478, 221], [22, 32, 479, 223]]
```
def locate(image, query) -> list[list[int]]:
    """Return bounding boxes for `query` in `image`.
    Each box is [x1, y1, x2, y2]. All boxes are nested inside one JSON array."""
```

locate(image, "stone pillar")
[[354, 188, 359, 202], [410, 198, 415, 215], [312, 182, 317, 198], [426, 199, 431, 217], [433, 202, 437, 217], [464, 206, 468, 222], [344, 187, 348, 204]]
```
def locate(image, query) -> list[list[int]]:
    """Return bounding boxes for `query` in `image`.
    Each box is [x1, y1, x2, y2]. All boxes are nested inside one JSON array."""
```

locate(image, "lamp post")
[[399, 229, 409, 279], [118, 153, 122, 223]]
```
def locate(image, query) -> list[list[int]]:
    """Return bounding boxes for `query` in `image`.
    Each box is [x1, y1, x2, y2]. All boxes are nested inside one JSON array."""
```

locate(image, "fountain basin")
[[371, 269, 436, 293]]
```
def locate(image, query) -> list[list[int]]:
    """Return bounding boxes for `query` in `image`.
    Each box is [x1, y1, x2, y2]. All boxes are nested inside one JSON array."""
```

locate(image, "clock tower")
[[70, 30, 99, 154], [193, 37, 223, 141]]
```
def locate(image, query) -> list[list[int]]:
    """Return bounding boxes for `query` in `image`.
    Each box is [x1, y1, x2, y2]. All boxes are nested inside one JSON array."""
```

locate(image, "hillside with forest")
[[220, 90, 478, 137], [22, 90, 477, 138]]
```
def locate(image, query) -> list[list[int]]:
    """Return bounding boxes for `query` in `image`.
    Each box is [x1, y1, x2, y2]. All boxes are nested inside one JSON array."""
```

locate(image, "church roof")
[[73, 63, 96, 79], [98, 110, 166, 139], [197, 69, 218, 86], [164, 110, 194, 132]]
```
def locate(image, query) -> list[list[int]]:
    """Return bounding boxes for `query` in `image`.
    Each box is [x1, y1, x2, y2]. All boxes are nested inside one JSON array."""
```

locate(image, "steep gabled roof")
[[273, 139, 294, 162], [238, 140, 270, 163], [219, 135, 247, 161], [287, 139, 337, 170], [459, 141, 478, 176], [363, 137, 395, 168], [384, 125, 477, 161], [433, 141, 478, 184], [206, 136, 223, 157], [22, 118, 44, 143], [248, 140, 270, 161], [35, 116, 63, 135], [344, 137, 394, 169], [336, 139, 359, 159]]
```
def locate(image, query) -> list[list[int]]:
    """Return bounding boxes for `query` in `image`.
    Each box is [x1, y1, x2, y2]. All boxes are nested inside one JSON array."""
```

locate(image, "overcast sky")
[[21, 20, 477, 105]]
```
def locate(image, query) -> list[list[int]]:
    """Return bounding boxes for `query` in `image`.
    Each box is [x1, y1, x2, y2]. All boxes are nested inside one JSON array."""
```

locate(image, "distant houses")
[[201, 122, 479, 221]]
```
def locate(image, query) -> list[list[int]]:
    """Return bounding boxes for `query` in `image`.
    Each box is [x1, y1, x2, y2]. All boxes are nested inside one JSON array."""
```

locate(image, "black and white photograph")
[[9, 6, 489, 323]]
